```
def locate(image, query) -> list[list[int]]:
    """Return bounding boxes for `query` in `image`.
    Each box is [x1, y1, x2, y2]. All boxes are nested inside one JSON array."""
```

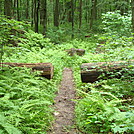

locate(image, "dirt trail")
[[48, 68, 77, 134]]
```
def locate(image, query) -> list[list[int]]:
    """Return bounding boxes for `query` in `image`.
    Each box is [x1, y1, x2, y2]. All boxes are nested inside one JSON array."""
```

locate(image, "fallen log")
[[65, 48, 85, 56], [81, 60, 134, 83], [0, 62, 54, 79]]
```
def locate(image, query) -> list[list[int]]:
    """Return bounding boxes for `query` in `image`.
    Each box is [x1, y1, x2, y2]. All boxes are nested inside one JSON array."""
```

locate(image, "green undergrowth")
[[1, 15, 134, 134], [0, 67, 56, 134]]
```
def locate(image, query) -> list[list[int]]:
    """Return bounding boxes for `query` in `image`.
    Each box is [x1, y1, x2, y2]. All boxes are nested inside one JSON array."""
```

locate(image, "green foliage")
[[102, 11, 132, 37], [1, 16, 134, 134], [0, 16, 30, 46], [73, 28, 134, 134], [98, 34, 133, 48], [0, 67, 56, 133], [75, 89, 134, 134], [18, 30, 53, 49], [47, 27, 67, 44]]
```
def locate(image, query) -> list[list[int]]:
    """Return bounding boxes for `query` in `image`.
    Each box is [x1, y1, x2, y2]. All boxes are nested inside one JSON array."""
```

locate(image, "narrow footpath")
[[48, 68, 77, 134]]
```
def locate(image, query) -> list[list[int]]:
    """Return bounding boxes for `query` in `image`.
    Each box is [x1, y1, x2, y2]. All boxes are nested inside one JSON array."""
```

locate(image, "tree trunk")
[[54, 0, 59, 27], [31, 0, 34, 27], [79, 0, 82, 29], [34, 0, 40, 33], [40, 0, 47, 35], [4, 0, 12, 19], [90, 0, 97, 29], [85, 0, 90, 23], [26, 0, 29, 20], [13, 0, 17, 19], [71, 0, 74, 38], [17, 0, 20, 20], [81, 60, 134, 83], [0, 0, 3, 14], [132, 0, 134, 34]]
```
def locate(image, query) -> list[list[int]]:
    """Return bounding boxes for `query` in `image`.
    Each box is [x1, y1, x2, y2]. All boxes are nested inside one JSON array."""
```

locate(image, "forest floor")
[[48, 68, 79, 134]]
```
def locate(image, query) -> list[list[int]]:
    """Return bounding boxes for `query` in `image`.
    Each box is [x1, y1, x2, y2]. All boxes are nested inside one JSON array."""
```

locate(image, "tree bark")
[[0, 0, 3, 14], [40, 0, 47, 35], [34, 0, 40, 33], [79, 0, 82, 29], [0, 62, 54, 79], [4, 0, 12, 19], [54, 0, 59, 27], [13, 0, 17, 19], [81, 60, 134, 83], [71, 0, 74, 38], [17, 0, 20, 20], [31, 0, 34, 27], [132, 0, 134, 34], [26, 0, 29, 20], [90, 0, 97, 29]]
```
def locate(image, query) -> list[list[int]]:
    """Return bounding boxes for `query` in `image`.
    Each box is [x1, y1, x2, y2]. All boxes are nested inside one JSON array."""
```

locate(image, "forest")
[[0, 0, 134, 134]]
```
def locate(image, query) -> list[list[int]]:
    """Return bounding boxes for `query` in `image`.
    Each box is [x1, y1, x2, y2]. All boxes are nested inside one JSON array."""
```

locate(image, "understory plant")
[[75, 90, 134, 134], [1, 15, 134, 134], [0, 67, 57, 134]]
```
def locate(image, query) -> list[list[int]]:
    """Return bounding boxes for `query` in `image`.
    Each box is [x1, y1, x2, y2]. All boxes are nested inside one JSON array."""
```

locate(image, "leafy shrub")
[[75, 90, 134, 134], [0, 16, 30, 46], [47, 27, 66, 44], [18, 30, 54, 49], [102, 11, 131, 37]]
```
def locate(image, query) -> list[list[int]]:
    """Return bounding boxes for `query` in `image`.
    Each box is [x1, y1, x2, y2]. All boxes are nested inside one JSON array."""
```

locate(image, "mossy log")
[[0, 62, 54, 79], [65, 48, 85, 56], [81, 60, 134, 83]]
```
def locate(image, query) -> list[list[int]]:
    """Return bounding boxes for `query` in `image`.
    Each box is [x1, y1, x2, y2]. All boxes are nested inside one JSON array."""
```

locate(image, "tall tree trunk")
[[132, 0, 134, 33], [4, 0, 12, 19], [34, 0, 40, 33], [13, 0, 17, 19], [67, 1, 72, 22], [71, 0, 74, 38], [26, 0, 29, 20], [79, 0, 82, 29], [54, 0, 59, 27], [0, 0, 3, 14], [17, 0, 20, 20], [41, 0, 47, 35], [132, 0, 134, 44], [31, 0, 34, 27], [90, 0, 97, 29], [85, 0, 90, 23]]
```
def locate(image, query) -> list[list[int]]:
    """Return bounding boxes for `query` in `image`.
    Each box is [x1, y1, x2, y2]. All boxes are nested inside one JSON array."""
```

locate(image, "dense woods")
[[1, 0, 134, 37], [0, 0, 134, 134]]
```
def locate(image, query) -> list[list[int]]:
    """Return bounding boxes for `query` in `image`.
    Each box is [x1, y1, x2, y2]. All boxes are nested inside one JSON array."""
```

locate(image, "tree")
[[90, 0, 97, 29], [31, 0, 34, 27], [26, 0, 29, 20], [132, 0, 134, 34], [40, 0, 47, 35], [17, 0, 20, 21], [34, 0, 40, 33], [79, 0, 82, 29], [4, 0, 12, 18], [54, 0, 59, 27], [71, 0, 74, 38]]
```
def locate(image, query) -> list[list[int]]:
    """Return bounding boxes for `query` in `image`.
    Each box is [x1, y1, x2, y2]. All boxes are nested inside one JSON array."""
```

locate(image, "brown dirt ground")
[[48, 68, 79, 134]]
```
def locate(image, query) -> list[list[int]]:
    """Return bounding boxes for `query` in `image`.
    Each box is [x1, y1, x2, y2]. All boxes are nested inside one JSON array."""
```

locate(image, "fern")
[[0, 113, 22, 134]]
